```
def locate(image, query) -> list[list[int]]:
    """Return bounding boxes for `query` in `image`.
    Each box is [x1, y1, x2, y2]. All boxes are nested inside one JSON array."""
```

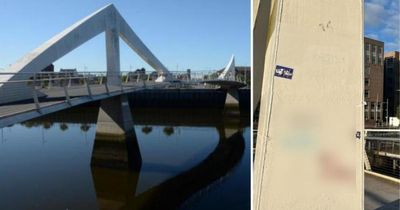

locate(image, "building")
[[364, 37, 384, 127], [384, 51, 400, 119], [60, 68, 78, 77], [41, 64, 54, 72]]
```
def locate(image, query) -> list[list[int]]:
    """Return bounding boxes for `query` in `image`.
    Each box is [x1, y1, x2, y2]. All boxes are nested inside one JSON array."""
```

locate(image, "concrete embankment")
[[127, 88, 250, 111]]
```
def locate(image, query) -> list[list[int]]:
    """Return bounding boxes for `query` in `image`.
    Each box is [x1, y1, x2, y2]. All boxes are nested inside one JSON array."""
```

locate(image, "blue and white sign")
[[274, 65, 294, 79]]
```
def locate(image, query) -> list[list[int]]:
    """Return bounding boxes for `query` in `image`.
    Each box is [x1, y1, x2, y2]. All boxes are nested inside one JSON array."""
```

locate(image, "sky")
[[0, 1, 398, 72], [365, 0, 400, 52], [0, 0, 249, 71]]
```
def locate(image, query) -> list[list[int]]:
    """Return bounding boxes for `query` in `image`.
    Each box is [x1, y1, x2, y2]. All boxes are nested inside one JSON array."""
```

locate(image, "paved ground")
[[365, 173, 400, 210]]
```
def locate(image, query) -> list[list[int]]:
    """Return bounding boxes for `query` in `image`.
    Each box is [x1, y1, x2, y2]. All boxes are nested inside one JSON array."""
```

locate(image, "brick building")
[[384, 51, 400, 118], [364, 37, 384, 127]]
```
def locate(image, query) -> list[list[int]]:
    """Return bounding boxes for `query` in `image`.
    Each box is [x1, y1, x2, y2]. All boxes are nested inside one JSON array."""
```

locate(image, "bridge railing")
[[0, 71, 153, 111], [364, 129, 400, 178], [166, 70, 250, 87], [0, 69, 249, 106]]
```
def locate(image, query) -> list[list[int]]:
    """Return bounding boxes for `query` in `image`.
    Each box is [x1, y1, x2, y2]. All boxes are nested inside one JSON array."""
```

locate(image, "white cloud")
[[366, 33, 379, 39], [385, 41, 400, 51], [365, 0, 399, 51], [368, 0, 390, 6], [365, 2, 385, 27], [382, 2, 400, 36]]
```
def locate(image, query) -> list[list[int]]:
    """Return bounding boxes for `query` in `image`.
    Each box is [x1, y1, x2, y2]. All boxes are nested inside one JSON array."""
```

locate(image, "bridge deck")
[[365, 173, 400, 210], [0, 82, 167, 127]]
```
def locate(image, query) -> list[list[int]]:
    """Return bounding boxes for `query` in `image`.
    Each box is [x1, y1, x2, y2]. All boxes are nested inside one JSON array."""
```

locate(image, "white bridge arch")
[[0, 4, 171, 104]]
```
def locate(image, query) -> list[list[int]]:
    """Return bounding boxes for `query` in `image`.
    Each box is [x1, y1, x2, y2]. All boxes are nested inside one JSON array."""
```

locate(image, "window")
[[378, 47, 382, 54], [377, 103, 381, 110], [371, 103, 375, 109], [366, 44, 369, 51], [371, 114, 375, 120], [365, 78, 370, 86], [365, 54, 370, 63], [372, 56, 376, 64], [378, 56, 381, 64], [365, 90, 369, 99]]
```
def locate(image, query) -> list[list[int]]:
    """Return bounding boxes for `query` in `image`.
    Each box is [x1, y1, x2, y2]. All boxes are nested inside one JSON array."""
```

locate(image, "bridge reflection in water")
[[1, 103, 249, 210]]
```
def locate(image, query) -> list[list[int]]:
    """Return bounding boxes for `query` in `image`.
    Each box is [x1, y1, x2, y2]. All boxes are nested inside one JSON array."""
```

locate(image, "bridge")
[[0, 4, 247, 129]]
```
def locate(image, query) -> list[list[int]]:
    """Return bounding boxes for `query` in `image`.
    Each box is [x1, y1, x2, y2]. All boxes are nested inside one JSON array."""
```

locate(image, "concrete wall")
[[254, 0, 364, 209], [124, 88, 249, 110], [127, 89, 227, 109]]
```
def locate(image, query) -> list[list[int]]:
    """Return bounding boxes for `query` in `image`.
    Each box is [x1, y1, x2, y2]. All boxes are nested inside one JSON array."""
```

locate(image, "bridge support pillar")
[[93, 95, 142, 170], [225, 89, 239, 107], [106, 28, 121, 86]]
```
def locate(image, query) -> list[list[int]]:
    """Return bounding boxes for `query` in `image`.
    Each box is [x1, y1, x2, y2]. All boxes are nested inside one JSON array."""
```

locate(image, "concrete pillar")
[[225, 89, 239, 106], [106, 28, 121, 86], [91, 166, 140, 207], [93, 95, 142, 170]]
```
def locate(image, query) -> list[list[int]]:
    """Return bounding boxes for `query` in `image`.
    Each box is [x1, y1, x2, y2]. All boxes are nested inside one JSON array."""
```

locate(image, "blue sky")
[[0, 0, 249, 71], [365, 0, 400, 52]]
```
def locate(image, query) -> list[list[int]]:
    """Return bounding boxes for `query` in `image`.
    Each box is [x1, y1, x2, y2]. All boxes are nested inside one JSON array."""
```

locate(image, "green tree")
[[163, 127, 174, 136], [59, 123, 68, 131], [142, 126, 153, 134]]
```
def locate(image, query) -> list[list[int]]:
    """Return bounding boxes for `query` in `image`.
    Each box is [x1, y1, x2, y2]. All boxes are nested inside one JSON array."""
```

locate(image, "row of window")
[[365, 44, 383, 54], [364, 101, 382, 110], [365, 44, 383, 65], [364, 113, 381, 120], [365, 54, 383, 65]]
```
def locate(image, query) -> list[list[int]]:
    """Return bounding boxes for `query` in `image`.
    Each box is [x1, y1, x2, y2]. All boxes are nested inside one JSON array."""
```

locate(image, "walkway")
[[0, 82, 167, 128], [365, 173, 400, 210]]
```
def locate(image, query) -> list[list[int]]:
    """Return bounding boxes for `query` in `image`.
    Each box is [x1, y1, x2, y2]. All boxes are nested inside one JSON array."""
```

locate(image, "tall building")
[[364, 37, 384, 127], [384, 51, 400, 119]]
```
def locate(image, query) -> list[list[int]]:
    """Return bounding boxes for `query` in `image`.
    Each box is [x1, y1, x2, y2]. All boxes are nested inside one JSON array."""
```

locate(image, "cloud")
[[365, 0, 400, 51], [385, 41, 400, 51], [368, 0, 391, 5], [365, 2, 385, 27], [366, 33, 379, 39]]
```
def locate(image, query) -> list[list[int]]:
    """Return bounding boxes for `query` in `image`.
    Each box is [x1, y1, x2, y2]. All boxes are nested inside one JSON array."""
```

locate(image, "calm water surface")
[[0, 105, 250, 210]]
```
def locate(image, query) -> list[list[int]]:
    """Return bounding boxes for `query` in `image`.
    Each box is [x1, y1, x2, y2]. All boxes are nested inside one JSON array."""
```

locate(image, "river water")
[[0, 104, 250, 210]]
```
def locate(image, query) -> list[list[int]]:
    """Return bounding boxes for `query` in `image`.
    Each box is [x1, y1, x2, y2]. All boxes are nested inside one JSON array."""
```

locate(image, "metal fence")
[[0, 70, 250, 108], [365, 129, 400, 178]]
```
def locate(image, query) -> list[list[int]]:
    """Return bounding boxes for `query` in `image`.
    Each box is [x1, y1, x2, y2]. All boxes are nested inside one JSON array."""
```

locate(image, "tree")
[[163, 127, 174, 136], [59, 123, 68, 131], [142, 126, 153, 134], [80, 123, 90, 132]]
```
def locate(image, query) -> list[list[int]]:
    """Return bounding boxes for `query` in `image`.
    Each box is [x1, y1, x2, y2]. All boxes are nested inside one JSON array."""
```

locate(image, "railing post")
[[104, 80, 110, 95], [48, 73, 52, 89], [32, 87, 41, 113], [63, 79, 71, 105], [85, 77, 92, 99], [99, 76, 103, 85], [68, 73, 72, 87], [147, 74, 150, 82], [392, 141, 395, 154], [125, 73, 129, 84]]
